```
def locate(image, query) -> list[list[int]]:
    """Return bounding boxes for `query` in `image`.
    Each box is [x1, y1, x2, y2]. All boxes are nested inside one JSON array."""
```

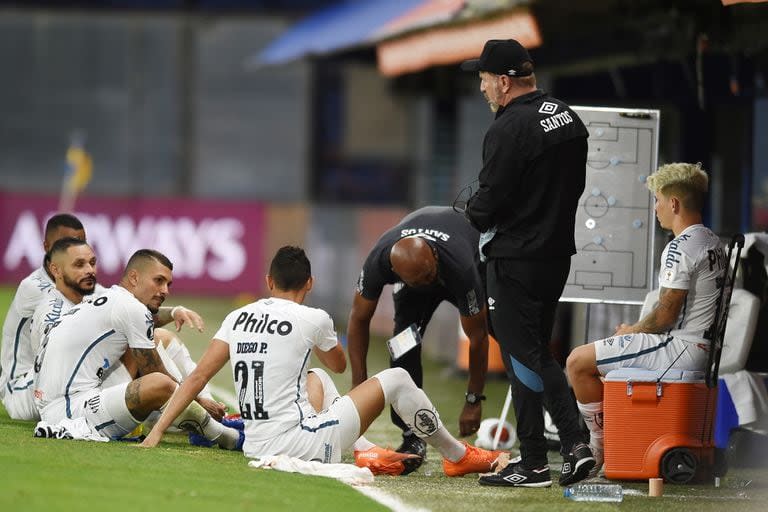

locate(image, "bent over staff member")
[[347, 206, 490, 473]]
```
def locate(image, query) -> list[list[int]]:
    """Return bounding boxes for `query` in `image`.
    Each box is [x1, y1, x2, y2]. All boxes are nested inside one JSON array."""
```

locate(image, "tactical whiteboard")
[[561, 107, 660, 304]]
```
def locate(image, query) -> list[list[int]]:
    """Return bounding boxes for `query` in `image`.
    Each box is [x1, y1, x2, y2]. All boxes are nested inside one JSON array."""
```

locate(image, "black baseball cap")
[[460, 39, 533, 77]]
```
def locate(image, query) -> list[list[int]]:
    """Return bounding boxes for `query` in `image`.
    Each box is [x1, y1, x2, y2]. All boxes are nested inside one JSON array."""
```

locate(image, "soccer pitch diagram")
[[562, 107, 660, 304]]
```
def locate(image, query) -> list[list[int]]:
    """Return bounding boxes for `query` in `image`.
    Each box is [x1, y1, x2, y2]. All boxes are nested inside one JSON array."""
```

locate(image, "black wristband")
[[465, 392, 486, 404]]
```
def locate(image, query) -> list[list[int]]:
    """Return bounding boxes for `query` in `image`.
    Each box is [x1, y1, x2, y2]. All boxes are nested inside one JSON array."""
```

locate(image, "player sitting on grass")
[[1, 214, 86, 421], [33, 248, 240, 448], [31, 238, 227, 425], [305, 367, 418, 475], [1, 213, 214, 421], [141, 246, 504, 477]]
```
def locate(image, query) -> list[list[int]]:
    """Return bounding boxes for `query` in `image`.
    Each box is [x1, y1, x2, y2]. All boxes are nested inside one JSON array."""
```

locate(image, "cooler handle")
[[626, 380, 663, 401]]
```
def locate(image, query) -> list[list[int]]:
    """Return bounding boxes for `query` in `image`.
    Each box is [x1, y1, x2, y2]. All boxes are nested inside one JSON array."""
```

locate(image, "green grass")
[[2, 287, 768, 511], [0, 417, 383, 512]]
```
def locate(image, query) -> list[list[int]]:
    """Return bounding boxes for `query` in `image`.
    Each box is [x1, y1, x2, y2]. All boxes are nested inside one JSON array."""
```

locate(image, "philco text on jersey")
[[233, 312, 293, 336]]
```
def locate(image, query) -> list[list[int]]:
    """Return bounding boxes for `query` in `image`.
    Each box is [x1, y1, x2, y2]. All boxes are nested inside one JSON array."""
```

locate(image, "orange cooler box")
[[603, 368, 717, 483], [456, 332, 506, 374]]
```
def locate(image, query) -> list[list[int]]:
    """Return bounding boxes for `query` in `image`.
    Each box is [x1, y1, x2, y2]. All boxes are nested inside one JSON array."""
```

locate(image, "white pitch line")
[[353, 485, 430, 512]]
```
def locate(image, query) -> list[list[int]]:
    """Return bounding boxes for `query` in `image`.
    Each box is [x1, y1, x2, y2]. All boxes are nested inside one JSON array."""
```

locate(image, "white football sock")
[[156, 342, 183, 382], [165, 337, 214, 400], [162, 391, 238, 446], [215, 426, 241, 451], [165, 337, 197, 376], [373, 368, 465, 461], [577, 400, 604, 451], [352, 438, 376, 451], [166, 397, 214, 436]]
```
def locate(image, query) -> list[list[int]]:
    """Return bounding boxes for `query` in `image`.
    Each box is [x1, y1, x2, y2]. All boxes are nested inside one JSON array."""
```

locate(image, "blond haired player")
[[567, 162, 726, 476]]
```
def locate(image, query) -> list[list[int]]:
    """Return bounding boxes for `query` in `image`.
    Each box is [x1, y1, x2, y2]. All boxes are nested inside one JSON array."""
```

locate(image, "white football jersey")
[[659, 224, 726, 343], [214, 297, 338, 444], [30, 287, 76, 357], [29, 284, 107, 355], [1, 267, 53, 398], [33, 285, 155, 418]]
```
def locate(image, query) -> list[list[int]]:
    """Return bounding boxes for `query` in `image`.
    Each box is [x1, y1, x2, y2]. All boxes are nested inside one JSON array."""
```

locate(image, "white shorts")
[[101, 361, 132, 387], [243, 395, 360, 463], [40, 382, 138, 440], [2, 371, 39, 420], [594, 333, 709, 375]]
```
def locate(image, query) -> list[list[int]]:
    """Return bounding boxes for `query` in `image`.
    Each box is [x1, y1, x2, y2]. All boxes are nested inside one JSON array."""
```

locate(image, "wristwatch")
[[465, 392, 486, 405]]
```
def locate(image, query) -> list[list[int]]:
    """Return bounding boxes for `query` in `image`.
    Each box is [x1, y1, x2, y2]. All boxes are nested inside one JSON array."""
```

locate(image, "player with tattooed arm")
[[33, 249, 240, 447], [566, 162, 725, 477]]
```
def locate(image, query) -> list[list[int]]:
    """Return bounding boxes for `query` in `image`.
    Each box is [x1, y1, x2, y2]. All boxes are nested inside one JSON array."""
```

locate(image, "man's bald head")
[[390, 236, 438, 288]]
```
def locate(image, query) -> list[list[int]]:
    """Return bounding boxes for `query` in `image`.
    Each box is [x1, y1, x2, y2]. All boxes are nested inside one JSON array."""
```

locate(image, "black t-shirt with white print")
[[355, 206, 484, 317]]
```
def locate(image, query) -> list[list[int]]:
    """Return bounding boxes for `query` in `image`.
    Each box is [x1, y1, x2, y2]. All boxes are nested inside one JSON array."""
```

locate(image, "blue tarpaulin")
[[253, 0, 424, 66]]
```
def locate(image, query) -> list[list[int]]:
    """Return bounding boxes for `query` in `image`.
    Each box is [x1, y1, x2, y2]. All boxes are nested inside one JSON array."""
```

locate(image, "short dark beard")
[[62, 274, 96, 297]]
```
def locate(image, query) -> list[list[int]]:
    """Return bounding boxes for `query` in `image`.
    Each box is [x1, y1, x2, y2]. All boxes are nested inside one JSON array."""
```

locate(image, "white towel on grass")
[[34, 417, 109, 442], [248, 455, 374, 485]]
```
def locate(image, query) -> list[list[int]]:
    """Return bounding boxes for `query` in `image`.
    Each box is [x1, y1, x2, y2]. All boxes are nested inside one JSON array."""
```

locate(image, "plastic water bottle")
[[563, 483, 624, 502]]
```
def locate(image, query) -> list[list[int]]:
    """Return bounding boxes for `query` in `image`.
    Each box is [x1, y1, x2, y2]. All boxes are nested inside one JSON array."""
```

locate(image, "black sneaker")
[[558, 442, 596, 486], [478, 462, 552, 488], [396, 432, 427, 475]]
